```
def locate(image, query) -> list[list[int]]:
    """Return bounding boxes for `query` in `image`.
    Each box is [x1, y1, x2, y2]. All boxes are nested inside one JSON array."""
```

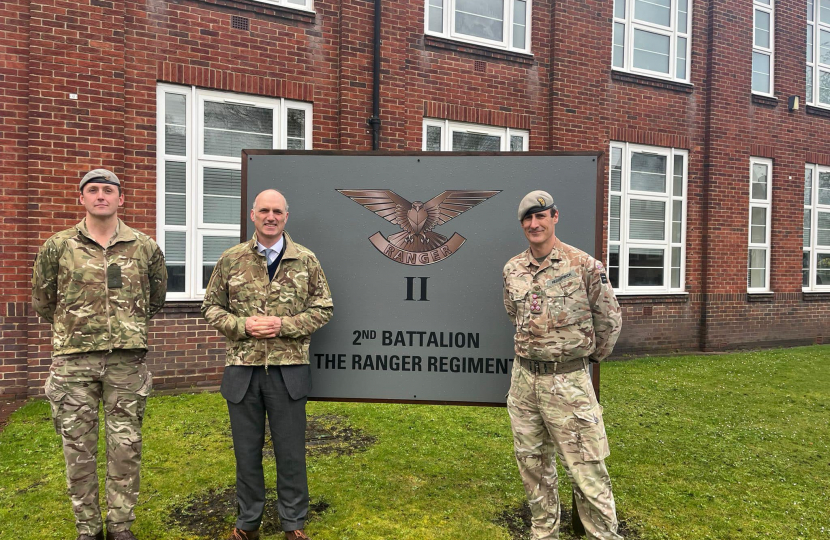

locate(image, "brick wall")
[[3, 0, 828, 398]]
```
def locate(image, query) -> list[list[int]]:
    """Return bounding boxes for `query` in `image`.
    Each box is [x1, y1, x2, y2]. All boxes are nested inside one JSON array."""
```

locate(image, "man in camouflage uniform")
[[32, 169, 167, 540], [503, 190, 623, 540], [202, 189, 333, 540]]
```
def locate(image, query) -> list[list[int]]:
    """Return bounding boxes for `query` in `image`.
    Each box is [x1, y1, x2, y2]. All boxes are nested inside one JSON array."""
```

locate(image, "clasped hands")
[[245, 316, 282, 339]]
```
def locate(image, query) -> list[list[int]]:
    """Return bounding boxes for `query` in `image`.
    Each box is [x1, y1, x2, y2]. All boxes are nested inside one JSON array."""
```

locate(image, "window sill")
[[806, 105, 830, 119], [160, 301, 204, 315], [751, 94, 778, 107], [197, 0, 315, 24], [611, 70, 694, 94], [615, 292, 689, 305], [803, 291, 830, 301], [747, 292, 774, 302], [424, 35, 534, 65]]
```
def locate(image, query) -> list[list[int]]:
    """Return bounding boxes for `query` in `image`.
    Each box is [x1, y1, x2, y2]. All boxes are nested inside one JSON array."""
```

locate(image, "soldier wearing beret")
[[503, 190, 623, 540], [202, 189, 333, 540], [32, 169, 167, 540]]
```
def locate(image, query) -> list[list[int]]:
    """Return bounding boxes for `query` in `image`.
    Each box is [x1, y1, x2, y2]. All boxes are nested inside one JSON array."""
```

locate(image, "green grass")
[[1, 345, 828, 540]]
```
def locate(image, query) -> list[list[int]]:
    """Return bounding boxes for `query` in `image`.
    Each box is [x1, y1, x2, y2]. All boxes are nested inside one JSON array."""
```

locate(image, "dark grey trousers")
[[226, 366, 308, 532]]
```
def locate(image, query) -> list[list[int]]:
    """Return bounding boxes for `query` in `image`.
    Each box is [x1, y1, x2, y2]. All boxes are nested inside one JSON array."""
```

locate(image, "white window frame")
[[424, 0, 532, 54], [807, 0, 830, 107], [608, 142, 688, 295], [156, 84, 313, 300], [422, 119, 528, 151], [748, 158, 772, 292], [804, 164, 830, 291], [612, 0, 692, 83], [253, 0, 314, 13], [752, 0, 774, 96]]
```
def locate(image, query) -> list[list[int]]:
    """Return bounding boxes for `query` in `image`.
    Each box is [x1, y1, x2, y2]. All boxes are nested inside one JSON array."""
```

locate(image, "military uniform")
[[202, 231, 332, 537], [503, 238, 622, 540], [32, 217, 167, 537]]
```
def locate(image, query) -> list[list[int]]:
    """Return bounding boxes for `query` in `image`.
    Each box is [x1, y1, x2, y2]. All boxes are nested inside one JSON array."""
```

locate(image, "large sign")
[[242, 152, 601, 405]]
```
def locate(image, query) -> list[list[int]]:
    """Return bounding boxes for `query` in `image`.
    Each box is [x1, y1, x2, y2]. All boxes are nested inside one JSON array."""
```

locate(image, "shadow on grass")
[[495, 500, 641, 540], [169, 487, 330, 538], [263, 413, 377, 458]]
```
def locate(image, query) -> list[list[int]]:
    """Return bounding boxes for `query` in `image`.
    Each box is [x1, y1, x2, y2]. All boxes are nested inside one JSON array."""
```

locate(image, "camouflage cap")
[[80, 169, 120, 191], [518, 190, 556, 220]]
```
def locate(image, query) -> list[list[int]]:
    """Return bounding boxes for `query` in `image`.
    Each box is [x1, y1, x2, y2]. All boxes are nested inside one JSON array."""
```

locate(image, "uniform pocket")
[[549, 278, 592, 328], [573, 404, 610, 462], [44, 375, 68, 435], [135, 371, 153, 423]]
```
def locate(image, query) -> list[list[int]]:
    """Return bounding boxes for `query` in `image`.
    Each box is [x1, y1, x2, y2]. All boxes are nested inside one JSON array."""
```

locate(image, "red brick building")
[[1, 0, 829, 401]]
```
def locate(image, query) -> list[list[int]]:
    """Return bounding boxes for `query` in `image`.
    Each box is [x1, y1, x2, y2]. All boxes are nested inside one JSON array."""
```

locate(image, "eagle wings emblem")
[[337, 189, 500, 253]]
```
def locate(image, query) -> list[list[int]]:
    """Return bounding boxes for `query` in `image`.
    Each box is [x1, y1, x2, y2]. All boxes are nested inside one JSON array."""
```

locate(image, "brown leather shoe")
[[76, 533, 104, 540], [228, 528, 261, 540], [106, 532, 137, 540], [285, 530, 310, 540]]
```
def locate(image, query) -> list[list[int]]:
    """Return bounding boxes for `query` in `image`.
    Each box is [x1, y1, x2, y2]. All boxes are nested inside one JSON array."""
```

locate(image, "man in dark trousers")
[[202, 189, 333, 540]]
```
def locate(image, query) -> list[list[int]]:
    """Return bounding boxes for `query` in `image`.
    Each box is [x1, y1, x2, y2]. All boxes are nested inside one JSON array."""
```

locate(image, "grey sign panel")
[[243, 152, 600, 405]]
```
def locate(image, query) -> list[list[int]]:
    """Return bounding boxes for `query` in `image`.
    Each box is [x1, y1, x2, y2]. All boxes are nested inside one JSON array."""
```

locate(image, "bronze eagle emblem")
[[337, 189, 501, 253]]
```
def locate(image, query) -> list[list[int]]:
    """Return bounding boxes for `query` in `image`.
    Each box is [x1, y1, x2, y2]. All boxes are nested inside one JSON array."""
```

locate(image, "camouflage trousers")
[[507, 359, 622, 540], [44, 349, 152, 536]]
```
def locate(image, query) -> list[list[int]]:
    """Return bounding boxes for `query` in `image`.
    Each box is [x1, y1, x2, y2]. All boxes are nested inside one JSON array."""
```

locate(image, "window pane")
[[673, 155, 683, 195], [630, 152, 667, 192], [671, 246, 681, 288], [628, 248, 664, 286], [752, 163, 768, 200], [452, 131, 501, 151], [611, 147, 623, 191], [754, 9, 771, 49], [455, 0, 504, 42], [513, 0, 527, 49], [677, 0, 688, 32], [804, 251, 811, 286], [165, 94, 187, 156], [610, 195, 621, 242], [676, 36, 687, 80], [286, 109, 306, 150], [165, 161, 186, 226], [819, 172, 830, 204], [614, 0, 625, 19], [804, 209, 812, 248], [609, 245, 620, 288], [426, 125, 442, 151], [613, 23, 625, 68], [634, 0, 670, 27], [818, 211, 830, 246], [672, 200, 682, 242], [821, 30, 830, 65], [809, 0, 815, 23], [164, 231, 186, 293], [429, 0, 444, 33], [808, 25, 814, 64], [751, 207, 767, 243], [510, 135, 524, 151], [752, 52, 771, 94], [202, 236, 240, 288], [817, 253, 830, 285], [807, 67, 814, 103], [203, 168, 241, 225], [805, 168, 813, 205], [629, 199, 666, 240], [204, 102, 274, 158], [822, 0, 830, 25], [633, 29, 671, 74]]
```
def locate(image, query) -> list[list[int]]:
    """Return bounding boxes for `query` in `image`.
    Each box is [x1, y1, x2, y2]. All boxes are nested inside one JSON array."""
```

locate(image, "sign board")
[[242, 152, 601, 405]]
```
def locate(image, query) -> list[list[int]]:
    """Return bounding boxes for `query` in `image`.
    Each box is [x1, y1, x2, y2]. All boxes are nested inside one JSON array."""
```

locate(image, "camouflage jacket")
[[201, 233, 333, 366], [32, 219, 167, 356], [503, 239, 621, 363]]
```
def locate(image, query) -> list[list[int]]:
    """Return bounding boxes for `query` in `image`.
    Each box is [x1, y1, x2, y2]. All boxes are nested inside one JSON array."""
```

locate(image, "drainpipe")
[[368, 0, 381, 150]]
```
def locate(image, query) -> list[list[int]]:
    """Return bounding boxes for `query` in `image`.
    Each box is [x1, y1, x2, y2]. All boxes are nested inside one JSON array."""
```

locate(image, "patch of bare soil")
[[494, 500, 640, 539], [261, 414, 376, 458], [169, 487, 329, 539]]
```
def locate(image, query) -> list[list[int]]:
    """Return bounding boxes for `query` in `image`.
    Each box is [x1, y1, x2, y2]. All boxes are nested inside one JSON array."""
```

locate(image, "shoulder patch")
[[595, 260, 605, 271]]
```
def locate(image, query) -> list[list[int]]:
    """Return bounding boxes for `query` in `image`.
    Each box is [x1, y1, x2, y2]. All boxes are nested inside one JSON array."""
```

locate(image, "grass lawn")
[[1, 345, 828, 540]]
